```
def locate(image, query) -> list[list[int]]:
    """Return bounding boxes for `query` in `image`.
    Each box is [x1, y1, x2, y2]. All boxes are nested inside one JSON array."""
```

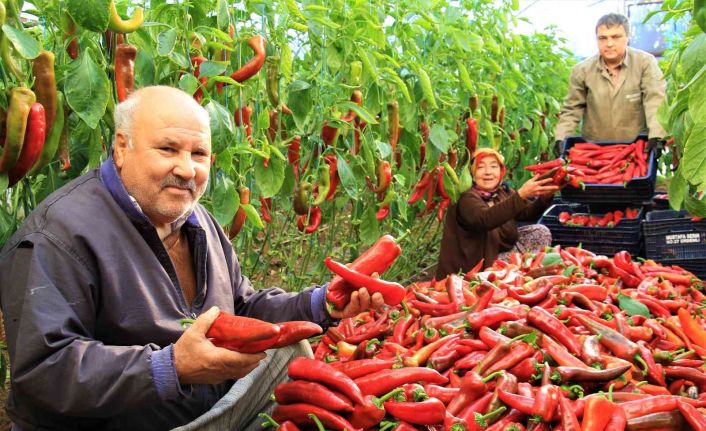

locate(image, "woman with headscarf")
[[436, 148, 559, 279]]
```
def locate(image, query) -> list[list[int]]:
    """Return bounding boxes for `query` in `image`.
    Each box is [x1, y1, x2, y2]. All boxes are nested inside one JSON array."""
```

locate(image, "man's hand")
[[646, 137, 664, 158], [174, 306, 266, 385], [328, 288, 385, 320], [554, 139, 565, 156]]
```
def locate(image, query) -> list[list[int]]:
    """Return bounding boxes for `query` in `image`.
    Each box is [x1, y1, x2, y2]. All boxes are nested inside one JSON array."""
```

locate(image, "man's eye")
[[160, 147, 176, 153]]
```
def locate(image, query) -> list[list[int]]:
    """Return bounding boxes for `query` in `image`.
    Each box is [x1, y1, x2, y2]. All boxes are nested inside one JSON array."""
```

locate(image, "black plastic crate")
[[539, 204, 643, 256], [644, 210, 706, 266], [560, 135, 656, 205]]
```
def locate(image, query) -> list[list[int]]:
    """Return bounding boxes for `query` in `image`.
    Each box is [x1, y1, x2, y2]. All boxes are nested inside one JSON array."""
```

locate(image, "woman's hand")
[[517, 175, 560, 200]]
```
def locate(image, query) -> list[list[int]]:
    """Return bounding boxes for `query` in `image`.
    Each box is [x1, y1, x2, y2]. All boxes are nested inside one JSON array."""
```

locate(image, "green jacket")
[[555, 47, 667, 142]]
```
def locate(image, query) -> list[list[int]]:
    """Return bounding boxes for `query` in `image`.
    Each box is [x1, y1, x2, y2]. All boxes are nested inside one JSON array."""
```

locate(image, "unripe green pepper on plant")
[[293, 181, 312, 215], [313, 164, 330, 206]]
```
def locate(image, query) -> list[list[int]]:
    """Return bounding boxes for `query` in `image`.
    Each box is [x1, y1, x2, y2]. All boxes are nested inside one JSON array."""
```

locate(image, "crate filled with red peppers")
[[539, 204, 643, 256], [644, 210, 706, 279], [260, 236, 706, 431], [559, 136, 657, 205]]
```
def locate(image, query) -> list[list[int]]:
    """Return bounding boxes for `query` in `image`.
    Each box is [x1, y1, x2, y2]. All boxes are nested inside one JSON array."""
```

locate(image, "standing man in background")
[[554, 13, 667, 153]]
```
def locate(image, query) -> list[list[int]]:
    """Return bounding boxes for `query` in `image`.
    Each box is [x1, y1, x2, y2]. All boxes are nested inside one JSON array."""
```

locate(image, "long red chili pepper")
[[677, 399, 706, 429], [355, 367, 448, 396], [527, 306, 582, 356], [234, 106, 253, 144], [296, 206, 322, 234], [114, 44, 137, 102], [271, 321, 321, 348], [465, 117, 478, 156], [287, 357, 364, 404], [8, 102, 46, 186], [324, 256, 405, 306], [230, 35, 266, 83], [272, 403, 361, 431], [384, 397, 446, 425], [273, 380, 353, 412]]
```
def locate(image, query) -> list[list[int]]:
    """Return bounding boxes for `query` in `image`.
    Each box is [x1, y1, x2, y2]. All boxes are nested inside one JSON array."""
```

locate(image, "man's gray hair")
[[596, 13, 630, 36], [113, 86, 211, 148]]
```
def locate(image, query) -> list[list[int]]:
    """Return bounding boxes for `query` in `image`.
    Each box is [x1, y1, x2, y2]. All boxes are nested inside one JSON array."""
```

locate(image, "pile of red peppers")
[[264, 241, 706, 430]]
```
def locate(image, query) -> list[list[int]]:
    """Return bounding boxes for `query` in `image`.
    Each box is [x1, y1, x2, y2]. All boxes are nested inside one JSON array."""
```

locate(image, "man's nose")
[[173, 152, 196, 179]]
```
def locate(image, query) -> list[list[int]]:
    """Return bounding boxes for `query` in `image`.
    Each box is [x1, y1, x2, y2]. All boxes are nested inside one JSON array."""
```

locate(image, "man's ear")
[[113, 132, 129, 169]]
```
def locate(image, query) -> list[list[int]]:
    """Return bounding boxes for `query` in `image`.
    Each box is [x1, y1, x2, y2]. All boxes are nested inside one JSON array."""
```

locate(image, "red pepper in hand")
[[271, 321, 322, 348], [326, 235, 401, 310], [192, 311, 280, 353], [324, 256, 405, 306]]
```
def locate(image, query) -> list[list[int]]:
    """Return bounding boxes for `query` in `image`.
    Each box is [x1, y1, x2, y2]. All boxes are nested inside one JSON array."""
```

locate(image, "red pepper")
[[348, 388, 405, 429], [326, 235, 401, 310], [324, 256, 405, 306], [527, 306, 582, 356], [287, 357, 364, 404], [466, 307, 521, 330], [329, 358, 396, 379], [366, 159, 392, 194], [203, 311, 277, 342], [190, 56, 208, 103], [355, 367, 448, 397], [384, 397, 446, 425], [287, 136, 301, 181], [580, 396, 614, 431], [230, 35, 266, 83], [274, 380, 353, 412], [259, 196, 272, 224], [234, 106, 253, 144], [465, 117, 478, 156], [403, 333, 461, 367], [272, 403, 361, 431], [677, 399, 706, 430], [496, 390, 536, 416], [525, 158, 563, 172], [507, 280, 553, 305], [8, 102, 46, 186], [677, 308, 706, 350], [228, 186, 250, 239], [447, 370, 503, 415], [572, 313, 639, 361], [408, 171, 433, 204], [114, 44, 137, 102], [276, 421, 301, 431], [323, 154, 339, 200], [271, 321, 322, 348], [296, 206, 322, 234]]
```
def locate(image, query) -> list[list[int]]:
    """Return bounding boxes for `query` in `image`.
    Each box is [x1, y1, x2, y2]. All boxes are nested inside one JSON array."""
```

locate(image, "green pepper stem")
[[308, 414, 326, 431], [257, 413, 279, 428]]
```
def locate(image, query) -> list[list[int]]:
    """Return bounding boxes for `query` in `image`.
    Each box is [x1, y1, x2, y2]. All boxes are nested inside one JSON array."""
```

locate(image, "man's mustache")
[[162, 175, 196, 192]]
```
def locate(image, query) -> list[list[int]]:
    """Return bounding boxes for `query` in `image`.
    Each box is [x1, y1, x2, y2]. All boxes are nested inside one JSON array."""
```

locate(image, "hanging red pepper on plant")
[[296, 206, 321, 234], [259, 196, 272, 224], [321, 120, 340, 147], [366, 159, 392, 194], [190, 56, 208, 104], [0, 87, 36, 173], [388, 101, 400, 153], [234, 106, 253, 144], [8, 102, 46, 186], [465, 118, 478, 157], [231, 35, 266, 83], [228, 186, 250, 239], [288, 136, 301, 180], [62, 12, 79, 60], [115, 44, 137, 102], [341, 90, 362, 122]]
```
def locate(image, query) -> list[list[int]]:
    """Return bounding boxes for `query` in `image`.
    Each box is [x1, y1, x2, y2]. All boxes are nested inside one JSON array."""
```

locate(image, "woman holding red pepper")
[[436, 148, 558, 278]]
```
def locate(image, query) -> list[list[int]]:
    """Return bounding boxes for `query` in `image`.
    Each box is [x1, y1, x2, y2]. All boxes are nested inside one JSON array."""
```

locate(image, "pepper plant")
[[0, 0, 574, 290], [647, 0, 706, 216]]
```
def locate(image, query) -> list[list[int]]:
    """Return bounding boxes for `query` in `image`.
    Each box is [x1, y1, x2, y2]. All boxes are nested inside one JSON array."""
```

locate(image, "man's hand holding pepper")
[[645, 137, 665, 158], [174, 306, 266, 384], [328, 288, 385, 320]]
